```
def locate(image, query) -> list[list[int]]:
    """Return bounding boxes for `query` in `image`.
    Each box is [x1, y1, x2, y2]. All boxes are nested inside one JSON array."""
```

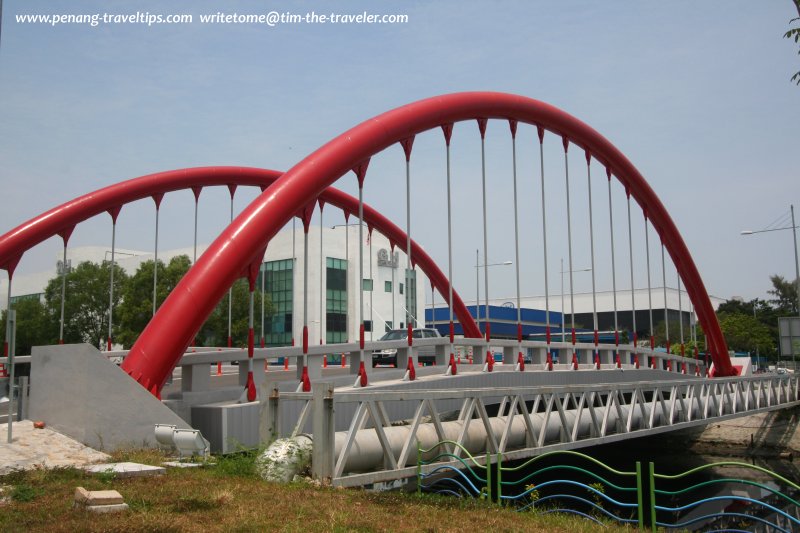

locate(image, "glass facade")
[[263, 259, 293, 346], [326, 257, 348, 344]]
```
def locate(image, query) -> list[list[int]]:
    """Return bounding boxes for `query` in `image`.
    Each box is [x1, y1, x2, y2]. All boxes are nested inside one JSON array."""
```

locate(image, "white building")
[[0, 226, 428, 347]]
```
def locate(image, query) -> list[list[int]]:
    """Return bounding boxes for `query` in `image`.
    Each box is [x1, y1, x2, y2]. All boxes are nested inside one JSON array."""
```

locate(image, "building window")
[[326, 258, 347, 344], [364, 320, 372, 332], [385, 281, 392, 292], [264, 259, 293, 347], [385, 321, 393, 332], [362, 279, 373, 291], [399, 283, 404, 295]]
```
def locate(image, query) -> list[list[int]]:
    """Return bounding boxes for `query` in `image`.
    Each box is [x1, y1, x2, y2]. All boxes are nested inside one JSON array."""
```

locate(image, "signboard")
[[377, 248, 399, 268], [778, 316, 800, 363]]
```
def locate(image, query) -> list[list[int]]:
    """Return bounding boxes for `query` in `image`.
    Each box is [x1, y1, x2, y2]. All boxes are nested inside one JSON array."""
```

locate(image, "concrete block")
[[85, 503, 129, 513], [74, 487, 124, 506], [28, 344, 190, 450], [84, 462, 166, 478]]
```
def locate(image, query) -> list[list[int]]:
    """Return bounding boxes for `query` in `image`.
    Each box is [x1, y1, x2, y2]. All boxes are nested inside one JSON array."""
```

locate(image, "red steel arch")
[[123, 92, 734, 392], [0, 166, 480, 373]]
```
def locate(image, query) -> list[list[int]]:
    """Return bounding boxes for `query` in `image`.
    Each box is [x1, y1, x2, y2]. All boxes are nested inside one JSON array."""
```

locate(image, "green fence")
[[417, 441, 800, 531]]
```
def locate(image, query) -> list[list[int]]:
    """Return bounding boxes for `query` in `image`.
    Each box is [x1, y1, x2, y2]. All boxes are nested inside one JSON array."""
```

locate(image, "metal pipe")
[[587, 158, 598, 348], [511, 131, 522, 349], [3, 276, 11, 360], [369, 232, 373, 340], [475, 249, 481, 333], [228, 195, 233, 348], [480, 134, 490, 343], [678, 275, 685, 356], [346, 221, 350, 341], [153, 203, 159, 317], [792, 205, 800, 319], [261, 259, 265, 348], [662, 244, 669, 355], [564, 146, 576, 348], [560, 258, 566, 344], [405, 156, 413, 328], [59, 241, 67, 343], [645, 217, 654, 350], [446, 138, 454, 357], [607, 173, 618, 350], [358, 185, 365, 368], [626, 193, 636, 350], [328, 391, 712, 474], [107, 218, 116, 351], [319, 203, 325, 346], [6, 308, 15, 443], [304, 223, 310, 365], [538, 135, 551, 346]]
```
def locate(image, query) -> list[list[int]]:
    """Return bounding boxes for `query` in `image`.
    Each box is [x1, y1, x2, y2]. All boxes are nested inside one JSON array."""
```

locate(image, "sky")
[[0, 0, 798, 308]]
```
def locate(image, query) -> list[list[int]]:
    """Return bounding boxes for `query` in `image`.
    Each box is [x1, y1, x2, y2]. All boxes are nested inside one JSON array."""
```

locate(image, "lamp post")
[[741, 204, 800, 369], [474, 249, 512, 334], [559, 259, 592, 343]]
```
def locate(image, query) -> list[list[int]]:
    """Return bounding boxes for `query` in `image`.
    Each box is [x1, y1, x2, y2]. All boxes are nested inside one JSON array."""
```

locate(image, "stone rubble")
[[0, 420, 110, 476]]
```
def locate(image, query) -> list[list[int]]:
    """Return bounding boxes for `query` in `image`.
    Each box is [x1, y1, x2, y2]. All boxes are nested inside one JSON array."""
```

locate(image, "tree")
[[0, 297, 58, 355], [786, 0, 800, 84], [116, 255, 192, 348], [652, 319, 706, 356], [717, 312, 775, 357], [43, 260, 128, 348], [768, 274, 799, 315], [196, 278, 274, 348]]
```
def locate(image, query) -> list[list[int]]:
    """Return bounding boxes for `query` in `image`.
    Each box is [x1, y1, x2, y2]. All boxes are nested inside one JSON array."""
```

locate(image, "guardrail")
[[265, 373, 799, 488], [416, 445, 800, 531], [1, 336, 710, 389]]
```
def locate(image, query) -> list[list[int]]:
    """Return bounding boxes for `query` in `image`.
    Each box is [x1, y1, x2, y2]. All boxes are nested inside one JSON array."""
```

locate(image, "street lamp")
[[559, 259, 592, 343], [474, 249, 512, 334], [741, 204, 800, 369]]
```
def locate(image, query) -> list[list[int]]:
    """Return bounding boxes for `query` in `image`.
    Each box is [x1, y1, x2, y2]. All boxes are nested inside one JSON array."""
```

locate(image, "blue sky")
[[1, 0, 798, 306]]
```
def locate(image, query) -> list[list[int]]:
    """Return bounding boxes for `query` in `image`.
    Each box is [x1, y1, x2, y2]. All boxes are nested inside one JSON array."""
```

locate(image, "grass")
[[0, 448, 633, 532]]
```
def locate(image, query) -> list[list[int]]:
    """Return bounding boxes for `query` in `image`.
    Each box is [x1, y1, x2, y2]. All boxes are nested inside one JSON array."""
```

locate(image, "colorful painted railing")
[[416, 441, 800, 531]]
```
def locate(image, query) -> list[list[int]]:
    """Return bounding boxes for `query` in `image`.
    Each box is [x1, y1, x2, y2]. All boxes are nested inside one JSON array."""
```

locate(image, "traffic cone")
[[341, 353, 346, 367], [283, 357, 289, 371], [323, 355, 328, 368]]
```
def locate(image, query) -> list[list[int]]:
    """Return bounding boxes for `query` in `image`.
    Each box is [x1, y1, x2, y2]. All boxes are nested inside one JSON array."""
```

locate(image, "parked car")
[[372, 328, 441, 367]]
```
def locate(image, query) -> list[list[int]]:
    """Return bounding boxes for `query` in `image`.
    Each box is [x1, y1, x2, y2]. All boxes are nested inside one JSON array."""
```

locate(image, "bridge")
[[1, 92, 797, 488]]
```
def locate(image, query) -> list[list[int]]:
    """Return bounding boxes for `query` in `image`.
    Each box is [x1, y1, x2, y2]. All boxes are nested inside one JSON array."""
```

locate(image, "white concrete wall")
[[266, 225, 427, 345]]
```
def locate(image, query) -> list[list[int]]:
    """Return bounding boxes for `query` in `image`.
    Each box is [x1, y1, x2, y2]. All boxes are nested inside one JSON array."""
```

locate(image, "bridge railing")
[[264, 373, 799, 488], [416, 446, 800, 532]]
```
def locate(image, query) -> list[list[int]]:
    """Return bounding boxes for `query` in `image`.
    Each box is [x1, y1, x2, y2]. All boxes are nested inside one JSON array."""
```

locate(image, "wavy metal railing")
[[651, 461, 800, 532], [416, 442, 800, 531]]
